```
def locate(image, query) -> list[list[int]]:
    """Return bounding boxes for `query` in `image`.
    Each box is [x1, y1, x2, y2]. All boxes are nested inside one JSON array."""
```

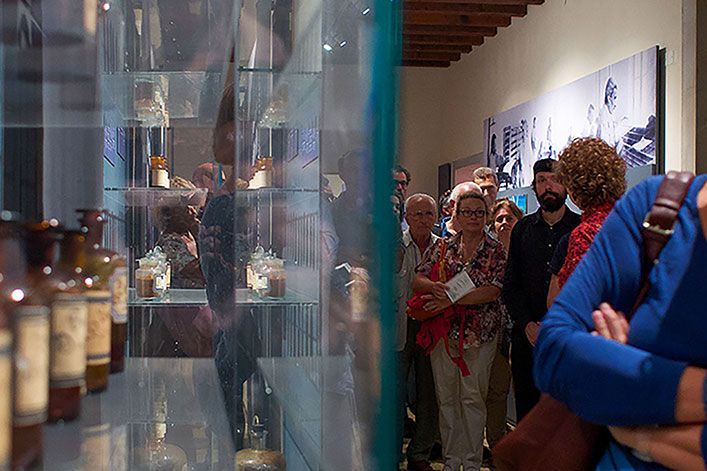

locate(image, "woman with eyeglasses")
[[412, 191, 508, 471]]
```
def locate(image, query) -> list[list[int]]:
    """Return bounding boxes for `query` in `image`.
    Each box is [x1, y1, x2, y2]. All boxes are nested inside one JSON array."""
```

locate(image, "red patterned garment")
[[557, 201, 615, 287]]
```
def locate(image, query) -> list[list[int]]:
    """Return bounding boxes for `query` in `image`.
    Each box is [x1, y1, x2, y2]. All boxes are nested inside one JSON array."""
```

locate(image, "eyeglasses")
[[458, 209, 487, 219], [408, 210, 435, 218], [394, 179, 409, 188]]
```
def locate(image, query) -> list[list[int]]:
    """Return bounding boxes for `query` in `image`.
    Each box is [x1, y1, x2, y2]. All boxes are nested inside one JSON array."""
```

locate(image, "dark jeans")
[[396, 320, 439, 462], [510, 329, 540, 423]]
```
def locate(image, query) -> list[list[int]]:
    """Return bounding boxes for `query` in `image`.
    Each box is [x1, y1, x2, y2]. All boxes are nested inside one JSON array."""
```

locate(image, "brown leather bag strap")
[[630, 171, 694, 315]]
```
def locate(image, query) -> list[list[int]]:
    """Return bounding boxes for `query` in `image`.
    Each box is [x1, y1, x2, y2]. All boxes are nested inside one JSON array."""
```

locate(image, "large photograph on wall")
[[485, 46, 658, 190]]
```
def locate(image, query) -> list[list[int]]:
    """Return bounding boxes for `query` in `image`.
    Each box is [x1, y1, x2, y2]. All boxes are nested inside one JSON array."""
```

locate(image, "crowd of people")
[[393, 137, 707, 471]]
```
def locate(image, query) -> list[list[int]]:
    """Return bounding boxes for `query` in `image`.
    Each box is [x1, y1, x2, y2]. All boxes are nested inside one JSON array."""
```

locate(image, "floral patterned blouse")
[[416, 231, 507, 349]]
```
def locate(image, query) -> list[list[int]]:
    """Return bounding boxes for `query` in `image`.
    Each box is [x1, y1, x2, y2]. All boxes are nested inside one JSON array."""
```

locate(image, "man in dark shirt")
[[502, 158, 580, 421]]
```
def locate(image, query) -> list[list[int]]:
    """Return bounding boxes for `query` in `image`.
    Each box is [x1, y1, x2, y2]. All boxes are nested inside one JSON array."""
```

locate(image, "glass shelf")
[[105, 187, 208, 207], [237, 187, 319, 195], [129, 288, 208, 307], [129, 288, 318, 307]]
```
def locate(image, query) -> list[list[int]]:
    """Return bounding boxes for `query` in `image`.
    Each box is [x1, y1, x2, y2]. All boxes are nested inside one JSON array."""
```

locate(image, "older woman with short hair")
[[413, 191, 507, 471]]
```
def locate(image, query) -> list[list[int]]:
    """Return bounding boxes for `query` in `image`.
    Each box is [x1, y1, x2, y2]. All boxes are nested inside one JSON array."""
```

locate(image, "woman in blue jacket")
[[534, 175, 707, 469]]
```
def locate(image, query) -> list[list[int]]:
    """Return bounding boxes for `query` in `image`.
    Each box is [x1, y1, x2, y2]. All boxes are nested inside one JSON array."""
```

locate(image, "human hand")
[[431, 281, 450, 300], [525, 321, 541, 346], [609, 426, 653, 461], [422, 294, 452, 312], [181, 232, 199, 258], [591, 302, 629, 344]]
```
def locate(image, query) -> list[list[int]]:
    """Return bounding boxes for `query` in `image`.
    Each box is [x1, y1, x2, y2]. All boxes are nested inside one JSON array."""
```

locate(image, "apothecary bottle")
[[48, 229, 89, 422], [1, 218, 51, 469], [76, 210, 113, 392]]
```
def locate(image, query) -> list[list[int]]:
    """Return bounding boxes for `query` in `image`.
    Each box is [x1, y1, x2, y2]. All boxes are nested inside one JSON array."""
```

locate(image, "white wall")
[[399, 68, 446, 198], [400, 0, 693, 195]]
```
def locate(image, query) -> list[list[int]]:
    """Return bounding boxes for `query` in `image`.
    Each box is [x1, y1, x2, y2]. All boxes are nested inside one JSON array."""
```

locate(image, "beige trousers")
[[485, 347, 512, 448], [430, 336, 497, 471]]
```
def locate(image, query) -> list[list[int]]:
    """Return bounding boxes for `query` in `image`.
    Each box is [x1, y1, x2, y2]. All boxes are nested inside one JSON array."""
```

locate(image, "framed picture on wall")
[[484, 46, 660, 190]]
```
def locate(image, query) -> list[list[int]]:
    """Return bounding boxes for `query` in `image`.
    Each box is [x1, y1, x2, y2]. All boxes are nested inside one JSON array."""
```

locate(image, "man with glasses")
[[502, 159, 580, 421], [396, 193, 440, 471], [393, 165, 412, 199]]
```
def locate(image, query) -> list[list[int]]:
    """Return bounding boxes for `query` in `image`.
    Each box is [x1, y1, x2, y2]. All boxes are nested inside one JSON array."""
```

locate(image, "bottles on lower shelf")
[[235, 421, 285, 471]]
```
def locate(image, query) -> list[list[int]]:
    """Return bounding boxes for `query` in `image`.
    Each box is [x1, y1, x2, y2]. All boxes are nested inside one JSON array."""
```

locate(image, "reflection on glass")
[[132, 381, 188, 471]]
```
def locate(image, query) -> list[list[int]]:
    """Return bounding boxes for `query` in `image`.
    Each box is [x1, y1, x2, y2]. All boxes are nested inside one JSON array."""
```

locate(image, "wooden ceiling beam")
[[403, 2, 528, 16], [404, 24, 497, 36], [401, 59, 452, 68], [403, 50, 462, 61], [404, 12, 512, 27], [404, 43, 473, 53], [404, 33, 485, 45]]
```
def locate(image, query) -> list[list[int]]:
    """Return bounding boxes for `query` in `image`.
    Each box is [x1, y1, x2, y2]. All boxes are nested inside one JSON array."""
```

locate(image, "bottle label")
[[86, 291, 111, 366], [50, 294, 88, 386], [151, 169, 170, 188], [14, 306, 50, 425], [154, 273, 167, 291], [0, 329, 11, 466], [110, 267, 128, 324], [82, 424, 110, 469]]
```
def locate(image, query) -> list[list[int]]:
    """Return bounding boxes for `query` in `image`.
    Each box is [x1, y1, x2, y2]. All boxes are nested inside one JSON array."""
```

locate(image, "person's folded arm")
[[457, 285, 501, 305], [610, 423, 705, 471], [534, 178, 697, 426]]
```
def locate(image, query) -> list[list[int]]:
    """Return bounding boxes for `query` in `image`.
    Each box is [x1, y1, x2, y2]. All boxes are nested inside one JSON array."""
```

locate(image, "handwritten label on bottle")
[[50, 294, 88, 386], [110, 267, 128, 324], [0, 329, 11, 466], [14, 306, 50, 425], [86, 291, 111, 366]]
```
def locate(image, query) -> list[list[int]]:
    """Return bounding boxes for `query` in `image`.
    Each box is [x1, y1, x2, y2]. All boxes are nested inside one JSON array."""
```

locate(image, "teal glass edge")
[[370, 0, 402, 469]]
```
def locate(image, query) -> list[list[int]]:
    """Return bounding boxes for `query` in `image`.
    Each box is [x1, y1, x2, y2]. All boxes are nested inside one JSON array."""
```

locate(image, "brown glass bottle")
[[0, 215, 17, 471], [0, 218, 51, 470], [47, 229, 89, 422], [76, 210, 113, 393], [78, 210, 128, 375], [109, 254, 127, 374]]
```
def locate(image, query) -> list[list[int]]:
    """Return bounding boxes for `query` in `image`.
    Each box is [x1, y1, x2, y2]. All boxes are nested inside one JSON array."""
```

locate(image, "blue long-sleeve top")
[[534, 175, 707, 465]]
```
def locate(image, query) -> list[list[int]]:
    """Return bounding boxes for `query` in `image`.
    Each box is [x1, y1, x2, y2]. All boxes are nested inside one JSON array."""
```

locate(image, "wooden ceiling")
[[402, 0, 545, 68]]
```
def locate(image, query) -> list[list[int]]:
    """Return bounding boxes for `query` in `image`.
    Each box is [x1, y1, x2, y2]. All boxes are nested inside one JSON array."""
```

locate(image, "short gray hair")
[[404, 193, 437, 213], [449, 182, 482, 203]]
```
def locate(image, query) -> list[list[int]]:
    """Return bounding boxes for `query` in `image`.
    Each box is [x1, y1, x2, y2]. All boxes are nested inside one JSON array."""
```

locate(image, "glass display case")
[[0, 0, 400, 469]]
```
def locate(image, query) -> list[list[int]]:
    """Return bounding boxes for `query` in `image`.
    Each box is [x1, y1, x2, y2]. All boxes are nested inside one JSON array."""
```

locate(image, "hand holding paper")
[[445, 270, 476, 303]]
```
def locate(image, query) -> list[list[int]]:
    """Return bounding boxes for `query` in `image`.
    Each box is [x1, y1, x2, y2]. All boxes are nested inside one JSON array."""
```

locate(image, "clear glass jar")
[[267, 259, 286, 298]]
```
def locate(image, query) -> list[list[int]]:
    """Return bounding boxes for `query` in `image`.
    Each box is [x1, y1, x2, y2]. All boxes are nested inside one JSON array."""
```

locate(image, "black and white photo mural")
[[485, 47, 658, 190]]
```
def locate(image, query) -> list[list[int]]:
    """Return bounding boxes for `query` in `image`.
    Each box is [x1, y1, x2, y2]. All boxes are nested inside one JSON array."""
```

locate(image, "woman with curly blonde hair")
[[553, 137, 626, 289]]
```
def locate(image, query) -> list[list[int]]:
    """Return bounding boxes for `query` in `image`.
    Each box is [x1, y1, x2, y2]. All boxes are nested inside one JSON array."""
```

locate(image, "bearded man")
[[501, 158, 580, 420]]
